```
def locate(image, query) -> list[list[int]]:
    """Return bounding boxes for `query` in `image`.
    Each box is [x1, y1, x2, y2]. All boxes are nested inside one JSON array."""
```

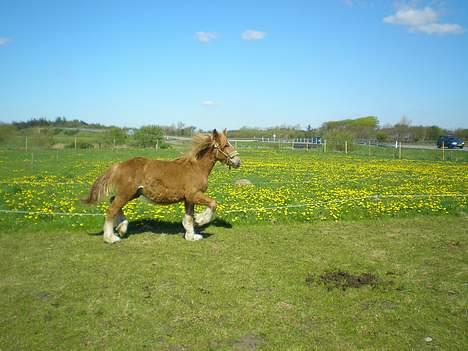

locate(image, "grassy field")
[[0, 146, 466, 229], [0, 145, 467, 350], [1, 217, 467, 350]]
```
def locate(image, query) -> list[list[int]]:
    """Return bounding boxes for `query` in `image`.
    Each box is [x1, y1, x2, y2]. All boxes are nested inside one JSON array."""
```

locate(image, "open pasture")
[[0, 146, 467, 350], [0, 146, 466, 229]]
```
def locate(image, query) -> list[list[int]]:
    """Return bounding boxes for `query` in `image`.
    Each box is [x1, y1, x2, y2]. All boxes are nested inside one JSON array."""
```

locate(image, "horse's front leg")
[[191, 192, 217, 227], [183, 201, 203, 241]]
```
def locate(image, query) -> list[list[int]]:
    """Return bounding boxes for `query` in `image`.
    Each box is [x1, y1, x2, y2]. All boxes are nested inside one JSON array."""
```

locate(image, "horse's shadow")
[[88, 218, 232, 240]]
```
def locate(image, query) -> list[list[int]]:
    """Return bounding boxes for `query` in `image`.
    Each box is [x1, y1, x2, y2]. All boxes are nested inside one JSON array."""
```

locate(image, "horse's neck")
[[194, 151, 217, 177]]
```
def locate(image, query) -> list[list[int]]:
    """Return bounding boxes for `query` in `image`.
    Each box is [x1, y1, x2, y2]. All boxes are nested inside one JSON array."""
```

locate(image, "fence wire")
[[0, 193, 466, 218]]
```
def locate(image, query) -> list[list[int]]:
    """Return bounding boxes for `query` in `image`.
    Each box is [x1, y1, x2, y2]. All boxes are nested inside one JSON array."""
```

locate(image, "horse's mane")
[[176, 134, 214, 163]]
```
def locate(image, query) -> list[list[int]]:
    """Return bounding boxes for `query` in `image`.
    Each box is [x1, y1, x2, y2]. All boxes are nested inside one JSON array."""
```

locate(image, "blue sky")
[[1, 0, 467, 130]]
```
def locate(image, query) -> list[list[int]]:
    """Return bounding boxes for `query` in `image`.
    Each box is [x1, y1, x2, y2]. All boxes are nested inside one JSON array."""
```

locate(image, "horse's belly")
[[140, 186, 184, 204], [140, 195, 181, 205]]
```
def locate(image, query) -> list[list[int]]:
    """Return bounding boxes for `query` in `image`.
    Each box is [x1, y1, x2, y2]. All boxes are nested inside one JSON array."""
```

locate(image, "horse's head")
[[212, 129, 241, 169]]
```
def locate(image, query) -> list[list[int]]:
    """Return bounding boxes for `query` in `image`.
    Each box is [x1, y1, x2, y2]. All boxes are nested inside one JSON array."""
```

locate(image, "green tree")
[[394, 116, 411, 141], [454, 128, 468, 140], [134, 125, 164, 148], [427, 125, 443, 140], [321, 116, 379, 139], [104, 127, 127, 146], [376, 131, 388, 143]]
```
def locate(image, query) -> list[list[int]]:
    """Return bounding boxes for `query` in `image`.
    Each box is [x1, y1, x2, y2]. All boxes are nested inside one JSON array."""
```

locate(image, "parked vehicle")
[[437, 136, 464, 149]]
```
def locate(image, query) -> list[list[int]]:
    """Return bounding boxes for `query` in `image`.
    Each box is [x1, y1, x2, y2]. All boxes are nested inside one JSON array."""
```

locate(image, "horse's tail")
[[82, 165, 118, 205]]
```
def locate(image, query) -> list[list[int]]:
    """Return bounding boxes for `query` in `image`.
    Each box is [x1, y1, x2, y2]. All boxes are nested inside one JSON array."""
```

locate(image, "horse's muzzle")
[[229, 156, 241, 168]]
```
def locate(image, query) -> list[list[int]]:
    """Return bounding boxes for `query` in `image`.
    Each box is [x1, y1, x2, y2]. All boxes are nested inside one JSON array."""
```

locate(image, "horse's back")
[[139, 158, 189, 185], [110, 157, 148, 189], [117, 157, 149, 175]]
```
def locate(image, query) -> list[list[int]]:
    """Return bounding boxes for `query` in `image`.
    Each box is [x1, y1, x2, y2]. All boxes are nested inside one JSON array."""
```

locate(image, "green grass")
[[0, 146, 466, 349], [0, 216, 467, 350]]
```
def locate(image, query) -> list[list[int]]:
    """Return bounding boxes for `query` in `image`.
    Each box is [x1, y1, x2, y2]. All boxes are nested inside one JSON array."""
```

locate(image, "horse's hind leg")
[[109, 196, 129, 238], [103, 195, 129, 244], [115, 208, 129, 238]]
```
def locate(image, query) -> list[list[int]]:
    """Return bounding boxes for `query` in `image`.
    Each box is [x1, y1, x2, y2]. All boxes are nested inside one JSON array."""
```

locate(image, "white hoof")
[[185, 233, 203, 241], [104, 233, 121, 244], [194, 209, 212, 226], [116, 220, 129, 237]]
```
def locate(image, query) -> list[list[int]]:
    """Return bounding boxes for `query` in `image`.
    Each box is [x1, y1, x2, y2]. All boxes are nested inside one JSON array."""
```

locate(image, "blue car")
[[437, 136, 464, 149]]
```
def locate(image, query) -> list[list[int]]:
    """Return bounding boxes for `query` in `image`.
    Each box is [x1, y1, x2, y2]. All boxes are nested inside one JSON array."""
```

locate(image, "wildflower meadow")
[[0, 147, 466, 229]]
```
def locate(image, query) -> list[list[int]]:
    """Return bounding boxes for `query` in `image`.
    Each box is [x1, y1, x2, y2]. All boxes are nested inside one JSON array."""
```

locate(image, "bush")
[[67, 141, 93, 149], [103, 128, 127, 146], [0, 125, 18, 144], [64, 129, 79, 136], [323, 131, 355, 152]]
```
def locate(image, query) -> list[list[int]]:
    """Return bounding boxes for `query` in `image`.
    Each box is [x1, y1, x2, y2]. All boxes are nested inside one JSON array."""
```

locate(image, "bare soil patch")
[[306, 271, 380, 290]]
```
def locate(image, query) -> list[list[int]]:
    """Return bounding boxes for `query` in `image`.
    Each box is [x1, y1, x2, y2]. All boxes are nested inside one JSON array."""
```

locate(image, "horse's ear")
[[223, 128, 228, 136], [212, 129, 219, 140]]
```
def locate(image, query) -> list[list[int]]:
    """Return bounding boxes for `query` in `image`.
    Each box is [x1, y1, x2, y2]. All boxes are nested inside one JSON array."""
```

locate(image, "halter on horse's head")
[[211, 129, 241, 169]]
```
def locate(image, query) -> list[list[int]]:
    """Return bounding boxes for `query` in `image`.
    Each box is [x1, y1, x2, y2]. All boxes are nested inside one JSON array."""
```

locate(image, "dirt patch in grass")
[[306, 271, 381, 290]]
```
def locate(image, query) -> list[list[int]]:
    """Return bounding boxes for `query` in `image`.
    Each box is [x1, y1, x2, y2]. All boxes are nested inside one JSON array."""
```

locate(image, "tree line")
[[11, 116, 110, 130], [231, 116, 467, 144], [0, 116, 466, 148]]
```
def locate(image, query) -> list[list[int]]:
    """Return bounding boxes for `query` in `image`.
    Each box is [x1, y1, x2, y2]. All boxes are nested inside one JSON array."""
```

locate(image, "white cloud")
[[241, 30, 266, 40], [0, 37, 10, 46], [202, 100, 216, 106], [383, 5, 465, 34], [195, 32, 218, 43], [384, 6, 437, 26], [416, 23, 465, 34]]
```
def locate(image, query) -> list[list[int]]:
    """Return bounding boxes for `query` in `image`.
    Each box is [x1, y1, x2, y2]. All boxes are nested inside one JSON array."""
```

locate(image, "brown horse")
[[83, 129, 240, 243]]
